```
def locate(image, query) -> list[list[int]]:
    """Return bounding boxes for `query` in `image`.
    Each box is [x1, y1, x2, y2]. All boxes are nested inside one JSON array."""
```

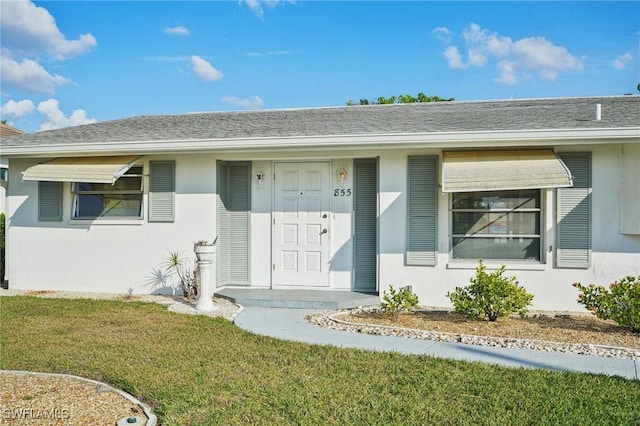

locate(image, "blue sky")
[[1, 1, 638, 133]]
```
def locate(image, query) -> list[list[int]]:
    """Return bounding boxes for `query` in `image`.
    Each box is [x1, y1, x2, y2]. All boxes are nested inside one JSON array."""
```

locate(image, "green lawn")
[[1, 296, 639, 425]]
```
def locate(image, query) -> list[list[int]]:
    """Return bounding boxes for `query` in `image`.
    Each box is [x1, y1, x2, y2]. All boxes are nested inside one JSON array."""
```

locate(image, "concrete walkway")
[[234, 307, 639, 380]]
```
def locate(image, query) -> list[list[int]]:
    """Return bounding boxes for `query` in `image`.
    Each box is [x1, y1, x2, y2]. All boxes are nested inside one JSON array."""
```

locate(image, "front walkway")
[[234, 307, 639, 380]]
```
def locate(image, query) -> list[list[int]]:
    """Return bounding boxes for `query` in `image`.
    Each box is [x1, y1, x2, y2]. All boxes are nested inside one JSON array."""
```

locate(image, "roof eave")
[[2, 127, 638, 158]]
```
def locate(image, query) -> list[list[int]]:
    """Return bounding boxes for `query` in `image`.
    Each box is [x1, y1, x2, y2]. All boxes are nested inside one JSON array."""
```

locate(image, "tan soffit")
[[441, 149, 573, 192], [22, 156, 141, 184]]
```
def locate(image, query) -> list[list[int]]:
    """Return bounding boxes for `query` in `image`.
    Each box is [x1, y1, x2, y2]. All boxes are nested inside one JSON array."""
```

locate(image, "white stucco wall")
[[6, 155, 219, 295], [5, 142, 639, 311], [6, 153, 361, 294], [620, 143, 640, 235], [377, 144, 640, 311]]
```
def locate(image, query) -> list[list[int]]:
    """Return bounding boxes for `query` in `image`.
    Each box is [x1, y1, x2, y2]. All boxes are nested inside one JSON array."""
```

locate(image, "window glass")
[[452, 190, 539, 210], [451, 190, 541, 261], [452, 237, 541, 260], [452, 212, 540, 235], [72, 166, 143, 219]]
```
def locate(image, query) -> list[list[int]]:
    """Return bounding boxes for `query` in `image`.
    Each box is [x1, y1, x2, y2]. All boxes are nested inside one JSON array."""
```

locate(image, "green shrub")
[[380, 285, 419, 321], [447, 260, 534, 321], [573, 276, 640, 332], [163, 251, 199, 300]]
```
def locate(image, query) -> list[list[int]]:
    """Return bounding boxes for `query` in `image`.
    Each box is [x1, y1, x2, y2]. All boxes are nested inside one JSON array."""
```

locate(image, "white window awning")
[[442, 149, 573, 193], [22, 156, 141, 184]]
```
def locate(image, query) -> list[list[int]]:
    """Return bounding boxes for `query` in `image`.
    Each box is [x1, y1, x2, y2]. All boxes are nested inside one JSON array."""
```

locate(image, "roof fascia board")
[[2, 127, 638, 157]]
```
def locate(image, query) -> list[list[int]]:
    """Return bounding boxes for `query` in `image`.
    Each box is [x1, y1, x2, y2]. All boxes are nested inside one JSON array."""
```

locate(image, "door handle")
[[321, 229, 328, 234]]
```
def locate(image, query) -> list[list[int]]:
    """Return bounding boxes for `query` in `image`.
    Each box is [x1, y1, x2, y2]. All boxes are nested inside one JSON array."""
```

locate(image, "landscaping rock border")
[[306, 308, 640, 360], [0, 370, 157, 426]]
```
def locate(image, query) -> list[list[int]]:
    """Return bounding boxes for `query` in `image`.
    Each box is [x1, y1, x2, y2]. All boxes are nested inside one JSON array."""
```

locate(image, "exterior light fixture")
[[337, 169, 346, 182], [256, 171, 264, 186]]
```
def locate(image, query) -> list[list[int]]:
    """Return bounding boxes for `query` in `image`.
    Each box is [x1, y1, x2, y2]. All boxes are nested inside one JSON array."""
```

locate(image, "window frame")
[[71, 166, 144, 220], [449, 189, 544, 263]]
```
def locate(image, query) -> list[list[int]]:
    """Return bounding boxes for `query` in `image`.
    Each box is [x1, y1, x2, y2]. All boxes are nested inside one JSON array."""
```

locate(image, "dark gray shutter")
[[407, 156, 438, 266], [557, 152, 591, 268], [38, 181, 62, 221], [217, 161, 250, 285], [217, 162, 229, 285], [228, 163, 251, 284], [149, 161, 175, 222], [354, 159, 378, 292]]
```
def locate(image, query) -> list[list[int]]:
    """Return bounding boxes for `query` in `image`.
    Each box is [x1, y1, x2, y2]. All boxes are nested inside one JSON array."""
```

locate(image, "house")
[[1, 96, 639, 311], [0, 123, 24, 214]]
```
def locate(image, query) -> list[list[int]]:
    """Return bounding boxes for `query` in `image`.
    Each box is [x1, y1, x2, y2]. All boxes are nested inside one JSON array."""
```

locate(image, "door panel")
[[273, 162, 330, 286]]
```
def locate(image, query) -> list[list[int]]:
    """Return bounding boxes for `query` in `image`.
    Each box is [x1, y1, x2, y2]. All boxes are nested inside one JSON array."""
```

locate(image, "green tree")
[[347, 92, 454, 106]]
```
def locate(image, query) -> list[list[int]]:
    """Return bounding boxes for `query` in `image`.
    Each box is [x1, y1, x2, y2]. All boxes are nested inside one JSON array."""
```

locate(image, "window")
[[451, 189, 541, 261], [0, 166, 7, 188], [72, 166, 143, 219]]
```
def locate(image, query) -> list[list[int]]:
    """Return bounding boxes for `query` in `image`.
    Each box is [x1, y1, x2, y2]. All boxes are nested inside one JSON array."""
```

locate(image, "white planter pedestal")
[[194, 244, 216, 312]]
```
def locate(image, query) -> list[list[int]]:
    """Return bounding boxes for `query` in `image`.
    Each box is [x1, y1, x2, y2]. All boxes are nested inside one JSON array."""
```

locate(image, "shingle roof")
[[1, 96, 638, 149], [0, 123, 24, 138]]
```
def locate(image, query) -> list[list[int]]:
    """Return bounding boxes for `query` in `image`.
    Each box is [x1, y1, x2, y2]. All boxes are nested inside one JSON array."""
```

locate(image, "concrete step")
[[215, 288, 379, 309]]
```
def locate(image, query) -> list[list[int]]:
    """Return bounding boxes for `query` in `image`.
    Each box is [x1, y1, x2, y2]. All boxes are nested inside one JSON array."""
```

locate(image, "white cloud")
[[1, 99, 36, 118], [37, 99, 97, 131], [443, 46, 468, 69], [0, 1, 95, 95], [512, 37, 582, 78], [222, 95, 264, 109], [462, 23, 512, 56], [241, 0, 266, 18], [496, 60, 517, 85], [164, 26, 190, 36], [190, 56, 223, 81], [1, 0, 96, 61], [435, 23, 583, 85], [0, 54, 69, 94], [432, 27, 452, 44], [468, 49, 487, 67], [239, 0, 293, 18], [613, 52, 633, 70]]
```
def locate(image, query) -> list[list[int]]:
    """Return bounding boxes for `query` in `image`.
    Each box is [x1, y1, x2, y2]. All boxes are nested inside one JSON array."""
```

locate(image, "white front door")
[[272, 162, 331, 287]]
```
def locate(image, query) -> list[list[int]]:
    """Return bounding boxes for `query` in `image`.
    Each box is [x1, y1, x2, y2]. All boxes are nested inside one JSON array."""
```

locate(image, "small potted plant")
[[194, 237, 217, 312], [194, 237, 217, 263]]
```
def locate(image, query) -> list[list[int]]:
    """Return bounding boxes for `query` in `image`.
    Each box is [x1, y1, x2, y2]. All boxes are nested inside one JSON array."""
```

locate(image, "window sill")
[[446, 261, 547, 271], [69, 218, 144, 226]]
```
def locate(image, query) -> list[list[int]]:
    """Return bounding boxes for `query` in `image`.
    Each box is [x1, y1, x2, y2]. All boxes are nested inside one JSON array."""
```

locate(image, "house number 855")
[[334, 188, 352, 197]]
